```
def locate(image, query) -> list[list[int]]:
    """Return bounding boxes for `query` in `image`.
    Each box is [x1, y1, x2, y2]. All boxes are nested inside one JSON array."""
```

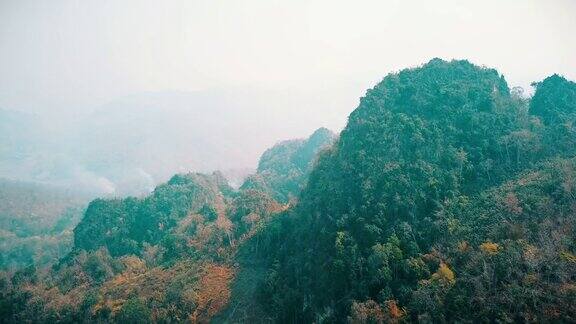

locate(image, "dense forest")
[[1, 59, 576, 323]]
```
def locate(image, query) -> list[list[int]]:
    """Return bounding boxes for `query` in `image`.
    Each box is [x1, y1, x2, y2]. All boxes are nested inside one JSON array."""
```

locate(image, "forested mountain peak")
[[251, 60, 576, 322], [301, 59, 523, 222], [256, 128, 335, 172], [72, 171, 234, 257], [350, 59, 508, 121], [307, 127, 334, 144], [530, 73, 576, 124], [241, 127, 336, 203]]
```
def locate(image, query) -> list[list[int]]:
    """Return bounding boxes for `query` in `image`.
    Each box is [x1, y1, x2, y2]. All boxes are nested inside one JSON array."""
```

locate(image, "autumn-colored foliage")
[[480, 242, 500, 255], [349, 300, 385, 324], [431, 263, 455, 285], [386, 300, 405, 320], [190, 264, 234, 323]]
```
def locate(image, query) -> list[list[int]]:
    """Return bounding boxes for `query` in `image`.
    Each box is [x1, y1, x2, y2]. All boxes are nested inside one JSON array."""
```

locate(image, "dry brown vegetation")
[[190, 264, 235, 323]]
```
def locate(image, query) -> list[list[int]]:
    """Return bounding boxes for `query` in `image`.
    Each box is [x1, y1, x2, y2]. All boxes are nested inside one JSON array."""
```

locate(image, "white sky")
[[1, 0, 575, 130]]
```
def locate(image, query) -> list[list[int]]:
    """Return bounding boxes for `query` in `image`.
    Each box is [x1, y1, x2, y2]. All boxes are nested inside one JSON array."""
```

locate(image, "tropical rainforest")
[[1, 59, 576, 323]]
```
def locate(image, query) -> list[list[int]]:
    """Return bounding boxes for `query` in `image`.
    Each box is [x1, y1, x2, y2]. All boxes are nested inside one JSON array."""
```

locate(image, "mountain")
[[241, 127, 336, 203], [246, 59, 576, 322]]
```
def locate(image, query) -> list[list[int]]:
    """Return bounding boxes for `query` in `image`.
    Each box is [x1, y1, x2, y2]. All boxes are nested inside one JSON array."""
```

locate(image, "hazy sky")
[[1, 0, 575, 129]]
